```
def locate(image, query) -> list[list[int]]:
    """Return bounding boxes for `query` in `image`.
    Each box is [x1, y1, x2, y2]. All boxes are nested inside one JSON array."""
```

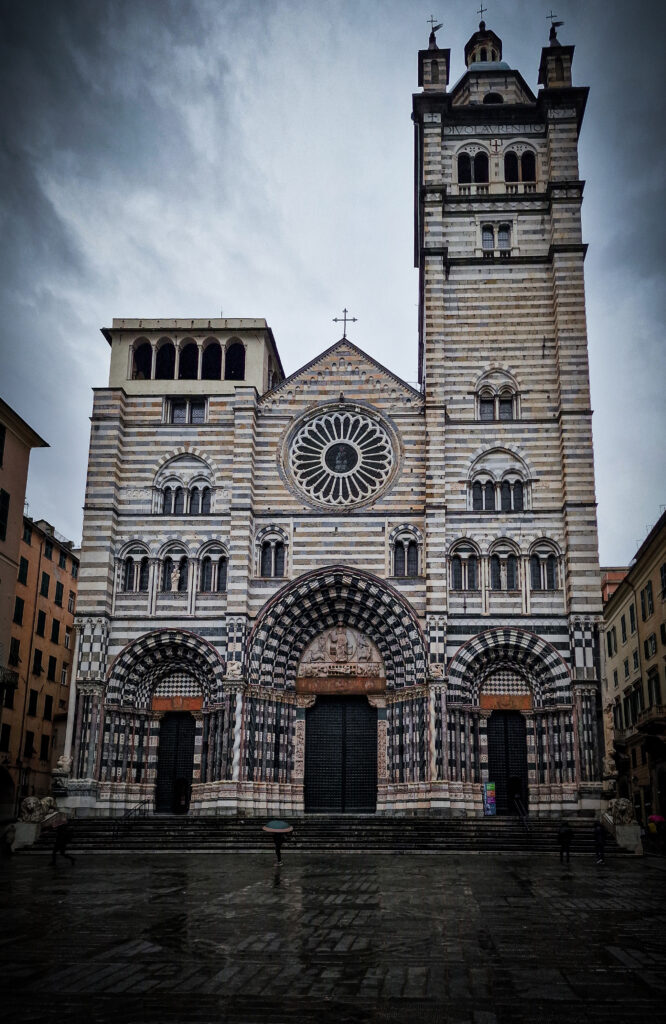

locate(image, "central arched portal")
[[487, 711, 528, 816], [300, 625, 384, 814]]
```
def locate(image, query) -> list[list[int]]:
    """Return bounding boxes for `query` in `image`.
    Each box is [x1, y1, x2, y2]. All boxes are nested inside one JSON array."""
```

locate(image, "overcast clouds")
[[0, 0, 664, 563]]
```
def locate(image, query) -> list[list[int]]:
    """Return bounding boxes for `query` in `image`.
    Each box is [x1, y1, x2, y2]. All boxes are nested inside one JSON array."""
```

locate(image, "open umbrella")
[[648, 814, 665, 823], [262, 819, 293, 833]]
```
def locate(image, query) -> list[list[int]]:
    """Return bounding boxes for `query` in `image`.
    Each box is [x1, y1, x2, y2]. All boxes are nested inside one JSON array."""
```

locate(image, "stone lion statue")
[[608, 797, 634, 825], [18, 796, 59, 823]]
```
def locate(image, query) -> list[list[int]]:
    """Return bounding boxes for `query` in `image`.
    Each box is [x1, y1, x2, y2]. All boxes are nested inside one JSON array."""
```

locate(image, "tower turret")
[[464, 20, 502, 66], [538, 19, 574, 87], [418, 20, 450, 91]]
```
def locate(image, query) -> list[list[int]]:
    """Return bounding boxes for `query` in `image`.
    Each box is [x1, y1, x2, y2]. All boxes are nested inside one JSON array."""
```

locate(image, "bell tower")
[[413, 18, 602, 692]]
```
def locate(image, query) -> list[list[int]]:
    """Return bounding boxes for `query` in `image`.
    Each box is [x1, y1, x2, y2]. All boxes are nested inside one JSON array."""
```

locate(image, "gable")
[[259, 339, 423, 408]]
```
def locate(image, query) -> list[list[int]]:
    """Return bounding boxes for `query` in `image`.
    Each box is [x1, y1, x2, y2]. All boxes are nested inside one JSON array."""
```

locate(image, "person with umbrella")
[[262, 819, 293, 863]]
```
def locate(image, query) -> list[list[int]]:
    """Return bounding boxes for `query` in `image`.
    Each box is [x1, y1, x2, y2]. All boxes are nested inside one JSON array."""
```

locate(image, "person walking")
[[593, 820, 606, 865], [273, 833, 285, 864], [50, 820, 75, 866], [557, 820, 573, 863]]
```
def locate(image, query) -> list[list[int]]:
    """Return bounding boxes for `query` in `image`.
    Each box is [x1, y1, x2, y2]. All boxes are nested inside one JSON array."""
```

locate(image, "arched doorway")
[[155, 713, 195, 814], [299, 625, 384, 814], [305, 697, 377, 813], [487, 711, 528, 815]]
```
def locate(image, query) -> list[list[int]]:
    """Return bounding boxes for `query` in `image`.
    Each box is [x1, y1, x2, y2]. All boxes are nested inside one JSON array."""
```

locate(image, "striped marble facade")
[[64, 25, 603, 819]]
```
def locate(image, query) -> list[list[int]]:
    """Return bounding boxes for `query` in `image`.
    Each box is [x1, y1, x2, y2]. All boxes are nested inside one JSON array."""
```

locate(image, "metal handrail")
[[112, 800, 151, 839], [513, 795, 530, 831]]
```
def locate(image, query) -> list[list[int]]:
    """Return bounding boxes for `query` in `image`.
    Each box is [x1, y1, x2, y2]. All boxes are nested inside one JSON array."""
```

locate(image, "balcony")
[[637, 704, 666, 734]]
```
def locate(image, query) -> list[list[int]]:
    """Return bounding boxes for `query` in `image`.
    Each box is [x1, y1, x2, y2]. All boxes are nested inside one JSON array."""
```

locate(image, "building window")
[[0, 489, 9, 543], [450, 548, 479, 591], [24, 730, 35, 758], [199, 552, 228, 593], [629, 603, 636, 633], [40, 735, 50, 761], [47, 657, 57, 681], [17, 556, 29, 585], [490, 551, 519, 591], [44, 695, 53, 721], [660, 562, 666, 598], [481, 224, 511, 257], [61, 664, 69, 686], [613, 669, 618, 688], [504, 149, 536, 183], [36, 610, 46, 637], [8, 637, 20, 666], [623, 658, 629, 679], [161, 554, 188, 592], [648, 671, 662, 707], [224, 341, 246, 381], [122, 553, 149, 593], [132, 339, 152, 379], [644, 633, 657, 660], [178, 340, 198, 380], [64, 627, 71, 650], [71, 562, 78, 579], [202, 339, 223, 380], [640, 582, 654, 620], [40, 572, 50, 598], [633, 649, 639, 671], [606, 628, 616, 658], [155, 339, 176, 379], [13, 597, 24, 625], [260, 541, 285, 578], [393, 533, 420, 577], [530, 551, 559, 591], [23, 523, 32, 544], [167, 398, 207, 425], [55, 581, 64, 606], [621, 614, 627, 644], [50, 619, 60, 644], [68, 591, 75, 613], [0, 723, 10, 753], [59, 550, 67, 569], [476, 385, 517, 422], [28, 688, 38, 715], [0, 424, 4, 465], [44, 539, 53, 559]]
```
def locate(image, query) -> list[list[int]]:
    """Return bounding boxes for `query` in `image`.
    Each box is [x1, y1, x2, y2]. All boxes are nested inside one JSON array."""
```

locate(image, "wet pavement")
[[2, 850, 665, 1023]]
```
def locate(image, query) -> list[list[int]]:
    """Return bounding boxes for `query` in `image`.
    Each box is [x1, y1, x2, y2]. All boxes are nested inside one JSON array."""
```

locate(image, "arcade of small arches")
[[130, 336, 246, 382], [456, 146, 537, 188], [117, 544, 228, 595], [449, 540, 561, 594]]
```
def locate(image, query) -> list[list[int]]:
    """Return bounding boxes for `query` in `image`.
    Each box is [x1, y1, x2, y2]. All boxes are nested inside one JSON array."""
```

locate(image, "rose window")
[[289, 409, 395, 507]]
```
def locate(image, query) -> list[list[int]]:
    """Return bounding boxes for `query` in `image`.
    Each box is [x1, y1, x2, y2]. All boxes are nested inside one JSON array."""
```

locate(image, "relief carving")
[[298, 626, 384, 679]]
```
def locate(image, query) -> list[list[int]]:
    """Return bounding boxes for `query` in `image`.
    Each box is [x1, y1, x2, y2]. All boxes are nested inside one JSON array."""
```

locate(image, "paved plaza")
[[2, 849, 665, 1023]]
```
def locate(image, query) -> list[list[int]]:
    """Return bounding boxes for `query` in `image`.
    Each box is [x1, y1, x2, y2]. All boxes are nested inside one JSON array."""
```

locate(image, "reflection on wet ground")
[[2, 852, 665, 1023]]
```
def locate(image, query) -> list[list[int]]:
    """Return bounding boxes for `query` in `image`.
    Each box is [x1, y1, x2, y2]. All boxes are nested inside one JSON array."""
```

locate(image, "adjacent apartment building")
[[2, 517, 79, 814], [602, 510, 666, 823], [0, 400, 48, 818]]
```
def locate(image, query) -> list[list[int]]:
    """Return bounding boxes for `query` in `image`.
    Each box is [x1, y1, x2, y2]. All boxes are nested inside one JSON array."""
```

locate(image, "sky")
[[0, 0, 664, 563]]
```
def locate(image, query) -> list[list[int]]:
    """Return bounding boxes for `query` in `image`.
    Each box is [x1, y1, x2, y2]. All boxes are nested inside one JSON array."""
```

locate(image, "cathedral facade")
[[63, 22, 604, 819]]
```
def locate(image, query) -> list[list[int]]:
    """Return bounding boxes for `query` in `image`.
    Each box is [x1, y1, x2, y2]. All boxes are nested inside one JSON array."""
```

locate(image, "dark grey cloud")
[[0, 0, 663, 562]]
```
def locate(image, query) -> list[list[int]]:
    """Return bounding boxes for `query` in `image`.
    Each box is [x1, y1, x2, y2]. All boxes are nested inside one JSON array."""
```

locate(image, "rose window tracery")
[[288, 409, 395, 507]]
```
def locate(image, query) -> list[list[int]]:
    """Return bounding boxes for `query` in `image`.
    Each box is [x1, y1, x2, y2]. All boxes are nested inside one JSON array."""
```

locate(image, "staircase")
[[27, 815, 626, 855]]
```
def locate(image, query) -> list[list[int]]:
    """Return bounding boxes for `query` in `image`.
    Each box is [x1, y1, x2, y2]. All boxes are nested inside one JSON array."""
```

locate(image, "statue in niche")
[[329, 627, 354, 662], [170, 567, 180, 593]]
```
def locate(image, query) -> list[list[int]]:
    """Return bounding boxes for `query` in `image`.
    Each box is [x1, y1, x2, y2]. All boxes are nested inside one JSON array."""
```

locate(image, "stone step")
[[27, 815, 623, 854]]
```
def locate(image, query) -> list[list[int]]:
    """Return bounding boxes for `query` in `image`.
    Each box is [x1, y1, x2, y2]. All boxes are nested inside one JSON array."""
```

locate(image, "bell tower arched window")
[[225, 341, 245, 381]]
